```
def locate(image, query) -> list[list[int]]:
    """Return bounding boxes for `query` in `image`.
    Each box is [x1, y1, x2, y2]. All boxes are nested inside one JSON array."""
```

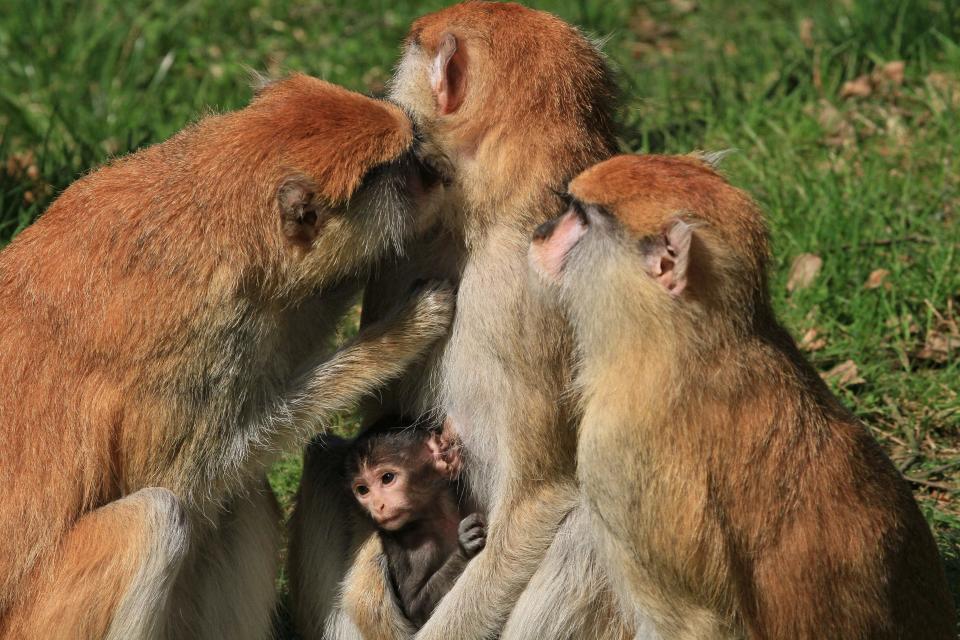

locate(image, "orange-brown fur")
[[539, 154, 956, 639], [289, 3, 633, 639], [0, 74, 452, 637]]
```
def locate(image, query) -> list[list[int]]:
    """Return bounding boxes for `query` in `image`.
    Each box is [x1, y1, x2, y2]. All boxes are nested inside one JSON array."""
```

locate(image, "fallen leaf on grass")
[[915, 330, 960, 364], [841, 75, 872, 99], [800, 328, 827, 351], [877, 60, 905, 87], [787, 253, 823, 292], [839, 61, 906, 101], [807, 100, 856, 147], [864, 268, 890, 289], [911, 299, 960, 364], [822, 360, 865, 387]]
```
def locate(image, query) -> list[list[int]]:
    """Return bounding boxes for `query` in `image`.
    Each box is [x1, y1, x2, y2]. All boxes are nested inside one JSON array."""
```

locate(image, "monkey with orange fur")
[[290, 3, 638, 639], [0, 74, 453, 639], [529, 153, 956, 639]]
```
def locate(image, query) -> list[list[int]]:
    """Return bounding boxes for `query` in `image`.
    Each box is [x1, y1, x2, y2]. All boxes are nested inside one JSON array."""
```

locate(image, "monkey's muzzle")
[[529, 205, 589, 280]]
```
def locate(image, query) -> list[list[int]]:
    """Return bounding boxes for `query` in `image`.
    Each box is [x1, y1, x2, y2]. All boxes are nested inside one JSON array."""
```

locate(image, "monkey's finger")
[[463, 538, 486, 555], [461, 526, 485, 543], [458, 512, 484, 533]]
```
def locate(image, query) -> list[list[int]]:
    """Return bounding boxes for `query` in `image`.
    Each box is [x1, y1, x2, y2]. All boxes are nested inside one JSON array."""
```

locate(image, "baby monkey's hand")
[[458, 513, 486, 558]]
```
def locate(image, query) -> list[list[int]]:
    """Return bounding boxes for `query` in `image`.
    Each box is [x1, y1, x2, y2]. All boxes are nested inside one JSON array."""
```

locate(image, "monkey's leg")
[[501, 502, 647, 640], [414, 482, 577, 640], [288, 439, 358, 640], [166, 479, 280, 640], [4, 487, 189, 640]]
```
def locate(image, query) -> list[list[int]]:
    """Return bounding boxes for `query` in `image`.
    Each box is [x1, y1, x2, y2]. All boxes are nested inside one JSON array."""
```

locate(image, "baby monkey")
[[346, 416, 485, 629]]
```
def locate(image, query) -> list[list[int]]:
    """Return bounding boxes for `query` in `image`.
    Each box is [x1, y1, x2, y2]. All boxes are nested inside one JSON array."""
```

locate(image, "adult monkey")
[[0, 75, 453, 639], [290, 4, 638, 639]]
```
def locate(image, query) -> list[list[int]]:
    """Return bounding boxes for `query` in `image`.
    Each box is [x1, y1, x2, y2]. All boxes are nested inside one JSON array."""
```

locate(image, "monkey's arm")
[[403, 549, 469, 628], [415, 483, 578, 640], [280, 284, 454, 437]]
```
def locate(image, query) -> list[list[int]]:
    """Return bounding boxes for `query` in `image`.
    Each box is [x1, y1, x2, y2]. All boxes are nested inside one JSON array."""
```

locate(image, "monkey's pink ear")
[[431, 33, 466, 115], [641, 220, 693, 296], [426, 432, 462, 479]]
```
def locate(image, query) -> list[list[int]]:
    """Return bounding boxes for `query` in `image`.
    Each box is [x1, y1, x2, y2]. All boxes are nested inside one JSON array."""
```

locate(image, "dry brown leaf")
[[841, 75, 872, 99], [809, 100, 855, 147], [879, 60, 905, 86], [822, 360, 866, 387], [787, 253, 823, 292], [630, 8, 676, 43], [799, 18, 814, 48], [911, 300, 960, 364], [864, 268, 890, 289], [915, 330, 960, 364], [800, 328, 827, 352]]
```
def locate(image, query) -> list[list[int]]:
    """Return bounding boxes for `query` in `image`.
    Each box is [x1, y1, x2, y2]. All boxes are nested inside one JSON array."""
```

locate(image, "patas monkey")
[[345, 417, 484, 629], [0, 74, 453, 639], [529, 153, 956, 639], [290, 3, 638, 639]]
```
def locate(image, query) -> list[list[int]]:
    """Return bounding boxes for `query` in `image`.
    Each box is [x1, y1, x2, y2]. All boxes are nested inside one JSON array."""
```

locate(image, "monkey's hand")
[[283, 281, 454, 437], [458, 513, 486, 558], [380, 280, 457, 347]]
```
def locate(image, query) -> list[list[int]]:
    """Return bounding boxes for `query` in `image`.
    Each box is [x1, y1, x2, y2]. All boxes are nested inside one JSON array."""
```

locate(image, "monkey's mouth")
[[376, 511, 411, 530], [528, 205, 589, 280]]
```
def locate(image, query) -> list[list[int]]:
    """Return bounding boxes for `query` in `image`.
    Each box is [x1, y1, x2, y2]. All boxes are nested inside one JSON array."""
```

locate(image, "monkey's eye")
[[355, 485, 369, 496], [381, 472, 396, 485]]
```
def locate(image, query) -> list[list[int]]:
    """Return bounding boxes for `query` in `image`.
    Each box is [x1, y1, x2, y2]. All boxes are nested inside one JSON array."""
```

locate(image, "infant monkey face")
[[348, 418, 463, 531], [353, 462, 418, 531]]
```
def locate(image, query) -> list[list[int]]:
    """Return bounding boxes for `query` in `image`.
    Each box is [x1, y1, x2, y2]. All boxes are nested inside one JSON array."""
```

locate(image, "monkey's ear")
[[641, 219, 693, 296], [278, 176, 324, 246], [426, 431, 462, 479], [431, 33, 466, 115]]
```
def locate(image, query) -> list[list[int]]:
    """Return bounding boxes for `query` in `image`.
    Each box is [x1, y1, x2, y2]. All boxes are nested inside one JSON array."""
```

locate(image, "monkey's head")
[[389, 2, 617, 225], [247, 75, 444, 292], [346, 417, 461, 531], [529, 154, 770, 347]]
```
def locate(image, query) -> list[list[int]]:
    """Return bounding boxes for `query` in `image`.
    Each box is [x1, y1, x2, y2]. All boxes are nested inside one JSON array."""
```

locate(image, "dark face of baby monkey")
[[347, 419, 461, 532]]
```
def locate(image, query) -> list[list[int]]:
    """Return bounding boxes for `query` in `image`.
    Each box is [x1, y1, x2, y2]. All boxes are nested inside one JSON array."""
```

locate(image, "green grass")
[[1, 0, 957, 625]]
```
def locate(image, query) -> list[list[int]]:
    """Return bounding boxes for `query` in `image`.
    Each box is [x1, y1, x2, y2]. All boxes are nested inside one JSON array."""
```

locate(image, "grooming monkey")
[[290, 3, 638, 639], [0, 74, 453, 639], [345, 416, 485, 629], [529, 153, 957, 639]]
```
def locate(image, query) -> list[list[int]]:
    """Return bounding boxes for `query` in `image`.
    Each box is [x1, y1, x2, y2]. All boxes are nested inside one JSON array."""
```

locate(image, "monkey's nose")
[[532, 217, 560, 243]]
